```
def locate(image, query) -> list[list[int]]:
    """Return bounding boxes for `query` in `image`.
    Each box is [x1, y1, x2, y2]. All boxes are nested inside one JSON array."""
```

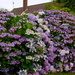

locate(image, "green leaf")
[[20, 59, 25, 62], [4, 54, 8, 57], [25, 23, 32, 29], [26, 59, 31, 64], [0, 39, 2, 42], [17, 56, 21, 59]]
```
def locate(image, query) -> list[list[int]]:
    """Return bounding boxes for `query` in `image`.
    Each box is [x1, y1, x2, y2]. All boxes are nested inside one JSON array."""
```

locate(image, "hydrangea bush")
[[0, 9, 75, 75], [0, 9, 49, 75]]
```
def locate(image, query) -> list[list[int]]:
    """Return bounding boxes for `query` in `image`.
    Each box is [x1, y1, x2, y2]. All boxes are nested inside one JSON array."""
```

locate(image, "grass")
[[46, 72, 75, 75]]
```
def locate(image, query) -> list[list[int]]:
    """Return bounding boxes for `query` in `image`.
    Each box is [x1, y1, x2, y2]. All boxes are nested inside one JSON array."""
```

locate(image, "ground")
[[47, 72, 75, 75]]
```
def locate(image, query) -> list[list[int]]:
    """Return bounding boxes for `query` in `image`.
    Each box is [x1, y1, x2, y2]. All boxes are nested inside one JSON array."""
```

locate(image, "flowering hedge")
[[0, 9, 75, 75]]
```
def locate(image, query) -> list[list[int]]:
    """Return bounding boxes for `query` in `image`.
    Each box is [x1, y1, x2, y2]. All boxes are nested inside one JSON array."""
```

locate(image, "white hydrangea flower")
[[50, 66, 54, 71], [25, 29, 41, 36], [46, 29, 50, 33], [34, 32, 41, 37], [29, 21, 37, 25], [29, 47, 36, 53], [37, 40, 45, 47], [50, 66, 56, 73], [21, 12, 28, 16], [26, 38, 34, 42], [33, 68, 37, 72], [56, 69, 60, 72], [65, 50, 69, 54], [59, 62, 63, 72], [70, 62, 73, 67], [0, 8, 6, 12], [18, 69, 27, 75], [26, 56, 33, 60], [38, 11, 45, 15], [25, 29, 34, 35], [59, 50, 66, 55], [37, 64, 42, 70], [41, 25, 50, 33], [36, 15, 39, 19], [45, 21, 48, 25], [65, 65, 70, 71], [43, 55, 48, 60], [61, 57, 64, 62], [34, 64, 42, 71], [33, 55, 40, 61], [37, 19, 44, 25]]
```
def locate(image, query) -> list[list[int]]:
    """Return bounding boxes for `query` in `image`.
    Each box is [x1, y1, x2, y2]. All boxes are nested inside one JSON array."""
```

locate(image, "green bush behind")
[[44, 1, 75, 15]]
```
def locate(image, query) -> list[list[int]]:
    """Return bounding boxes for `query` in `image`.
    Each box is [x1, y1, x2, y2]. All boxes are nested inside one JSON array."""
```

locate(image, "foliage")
[[64, 0, 75, 11], [44, 1, 75, 15], [53, 0, 67, 3], [54, 0, 75, 11], [44, 2, 64, 10]]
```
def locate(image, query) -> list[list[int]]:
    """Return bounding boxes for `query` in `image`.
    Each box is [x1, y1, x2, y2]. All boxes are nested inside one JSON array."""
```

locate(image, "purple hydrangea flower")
[[28, 14, 36, 21]]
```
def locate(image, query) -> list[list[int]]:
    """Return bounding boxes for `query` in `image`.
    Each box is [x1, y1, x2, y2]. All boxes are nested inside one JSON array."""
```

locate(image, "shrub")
[[44, 2, 64, 10], [0, 10, 49, 75], [44, 1, 75, 15], [54, 0, 75, 11], [60, 7, 71, 12], [53, 0, 67, 3], [65, 0, 75, 11], [0, 9, 75, 75]]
